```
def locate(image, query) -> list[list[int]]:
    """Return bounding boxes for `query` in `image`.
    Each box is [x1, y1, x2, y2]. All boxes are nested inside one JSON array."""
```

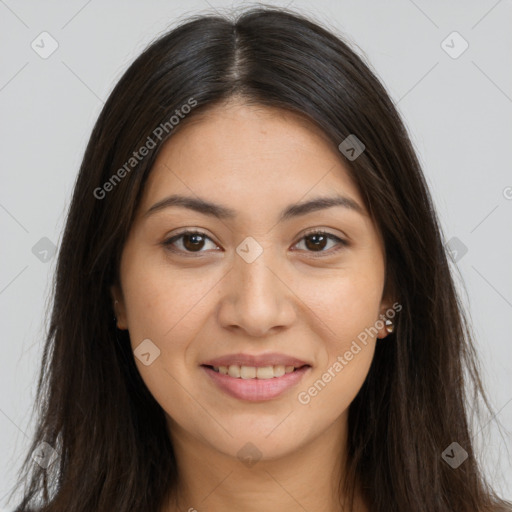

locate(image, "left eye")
[[293, 231, 347, 254], [163, 230, 347, 256]]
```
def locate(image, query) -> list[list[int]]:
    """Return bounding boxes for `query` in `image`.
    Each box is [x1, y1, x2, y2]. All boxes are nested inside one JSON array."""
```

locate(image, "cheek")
[[300, 265, 384, 346], [121, 253, 217, 345], [296, 342, 375, 427], [292, 265, 382, 415], [119, 257, 218, 417]]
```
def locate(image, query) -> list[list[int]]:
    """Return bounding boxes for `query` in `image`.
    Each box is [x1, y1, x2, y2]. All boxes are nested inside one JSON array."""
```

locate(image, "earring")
[[385, 319, 394, 334]]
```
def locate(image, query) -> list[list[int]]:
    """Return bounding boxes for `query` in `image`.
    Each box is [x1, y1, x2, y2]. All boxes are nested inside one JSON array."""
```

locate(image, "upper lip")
[[201, 352, 311, 368]]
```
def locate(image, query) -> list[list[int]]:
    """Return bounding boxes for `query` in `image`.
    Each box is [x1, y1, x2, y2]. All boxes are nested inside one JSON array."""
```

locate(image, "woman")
[[9, 6, 511, 512]]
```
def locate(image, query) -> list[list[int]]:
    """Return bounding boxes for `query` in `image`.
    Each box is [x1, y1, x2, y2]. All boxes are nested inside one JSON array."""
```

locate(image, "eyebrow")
[[144, 193, 365, 222]]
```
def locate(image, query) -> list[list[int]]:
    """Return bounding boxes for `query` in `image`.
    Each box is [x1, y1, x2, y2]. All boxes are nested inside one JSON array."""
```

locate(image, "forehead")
[[140, 101, 364, 216]]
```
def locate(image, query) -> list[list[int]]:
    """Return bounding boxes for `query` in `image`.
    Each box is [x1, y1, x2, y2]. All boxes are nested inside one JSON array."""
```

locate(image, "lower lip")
[[201, 365, 311, 401]]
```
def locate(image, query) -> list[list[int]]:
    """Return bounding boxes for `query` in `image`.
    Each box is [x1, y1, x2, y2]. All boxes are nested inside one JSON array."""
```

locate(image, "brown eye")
[[163, 229, 347, 257], [163, 230, 218, 254], [294, 231, 348, 256], [304, 233, 329, 251], [181, 232, 206, 251]]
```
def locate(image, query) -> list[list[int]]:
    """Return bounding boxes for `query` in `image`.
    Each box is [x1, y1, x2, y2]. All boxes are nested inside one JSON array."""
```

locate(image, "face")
[[112, 100, 393, 463]]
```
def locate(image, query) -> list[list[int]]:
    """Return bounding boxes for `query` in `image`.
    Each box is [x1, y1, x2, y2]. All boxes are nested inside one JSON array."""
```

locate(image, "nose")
[[216, 244, 297, 338]]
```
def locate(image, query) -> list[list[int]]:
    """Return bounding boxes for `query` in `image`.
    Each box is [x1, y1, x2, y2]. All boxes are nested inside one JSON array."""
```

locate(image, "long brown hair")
[[8, 6, 511, 511]]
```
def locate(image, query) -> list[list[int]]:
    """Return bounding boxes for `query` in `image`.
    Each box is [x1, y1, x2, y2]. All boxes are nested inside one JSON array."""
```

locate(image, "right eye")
[[162, 230, 220, 255]]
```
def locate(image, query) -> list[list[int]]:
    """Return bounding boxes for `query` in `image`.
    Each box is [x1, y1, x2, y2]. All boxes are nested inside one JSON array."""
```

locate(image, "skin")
[[112, 99, 394, 512]]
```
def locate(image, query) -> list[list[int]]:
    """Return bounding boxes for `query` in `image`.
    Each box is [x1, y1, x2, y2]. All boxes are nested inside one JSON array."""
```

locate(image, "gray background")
[[1, 0, 511, 507]]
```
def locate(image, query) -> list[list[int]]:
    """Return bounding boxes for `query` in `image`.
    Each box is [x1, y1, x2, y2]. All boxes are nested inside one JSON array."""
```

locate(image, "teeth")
[[256, 366, 275, 379], [227, 365, 240, 378], [213, 364, 301, 379], [240, 366, 256, 379]]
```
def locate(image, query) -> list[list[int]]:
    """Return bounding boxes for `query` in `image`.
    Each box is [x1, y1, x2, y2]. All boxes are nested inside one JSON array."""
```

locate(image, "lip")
[[201, 352, 310, 368], [202, 365, 311, 401]]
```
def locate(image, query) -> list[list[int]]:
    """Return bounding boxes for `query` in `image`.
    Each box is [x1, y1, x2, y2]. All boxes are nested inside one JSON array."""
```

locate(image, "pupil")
[[305, 234, 327, 251], [184, 233, 204, 251]]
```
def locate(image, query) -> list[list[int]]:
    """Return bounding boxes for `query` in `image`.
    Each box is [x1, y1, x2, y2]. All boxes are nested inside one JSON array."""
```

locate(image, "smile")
[[201, 364, 311, 401]]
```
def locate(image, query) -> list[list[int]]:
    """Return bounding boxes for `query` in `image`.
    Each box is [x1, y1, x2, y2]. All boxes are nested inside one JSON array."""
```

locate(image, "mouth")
[[200, 363, 311, 401]]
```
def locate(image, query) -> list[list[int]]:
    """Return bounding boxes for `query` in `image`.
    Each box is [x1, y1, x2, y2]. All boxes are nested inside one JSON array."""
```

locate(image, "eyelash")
[[162, 229, 348, 258]]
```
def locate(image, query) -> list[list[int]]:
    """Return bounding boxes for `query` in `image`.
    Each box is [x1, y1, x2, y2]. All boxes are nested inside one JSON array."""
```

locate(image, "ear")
[[110, 284, 128, 330]]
